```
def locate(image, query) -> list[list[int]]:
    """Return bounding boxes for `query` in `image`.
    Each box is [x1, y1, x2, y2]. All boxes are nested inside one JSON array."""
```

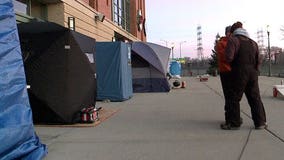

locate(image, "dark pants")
[[220, 72, 232, 123], [228, 66, 266, 127]]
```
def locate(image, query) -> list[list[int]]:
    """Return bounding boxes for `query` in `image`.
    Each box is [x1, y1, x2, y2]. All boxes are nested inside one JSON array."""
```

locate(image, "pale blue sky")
[[145, 0, 284, 58]]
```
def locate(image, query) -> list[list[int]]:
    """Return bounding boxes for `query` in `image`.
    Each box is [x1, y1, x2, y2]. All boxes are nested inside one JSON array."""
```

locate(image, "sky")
[[145, 0, 284, 59]]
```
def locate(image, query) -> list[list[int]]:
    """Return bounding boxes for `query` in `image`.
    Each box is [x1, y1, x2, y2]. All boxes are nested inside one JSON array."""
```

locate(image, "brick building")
[[13, 0, 146, 42]]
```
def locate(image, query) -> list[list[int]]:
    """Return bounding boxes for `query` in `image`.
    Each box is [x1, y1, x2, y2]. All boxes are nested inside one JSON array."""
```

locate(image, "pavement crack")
[[204, 81, 284, 143], [241, 109, 284, 143], [238, 128, 252, 160], [202, 82, 223, 98], [265, 128, 284, 142]]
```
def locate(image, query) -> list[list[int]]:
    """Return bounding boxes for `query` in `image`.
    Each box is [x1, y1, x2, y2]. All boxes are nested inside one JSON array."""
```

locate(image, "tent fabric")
[[17, 21, 97, 124], [170, 61, 182, 76], [132, 42, 169, 74], [132, 66, 171, 92], [131, 42, 171, 92], [0, 1, 47, 159], [96, 42, 133, 101]]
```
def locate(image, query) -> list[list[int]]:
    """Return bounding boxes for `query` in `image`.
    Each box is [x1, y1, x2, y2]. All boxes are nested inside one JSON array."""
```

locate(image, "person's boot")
[[255, 123, 268, 130], [220, 123, 240, 130], [221, 116, 243, 130]]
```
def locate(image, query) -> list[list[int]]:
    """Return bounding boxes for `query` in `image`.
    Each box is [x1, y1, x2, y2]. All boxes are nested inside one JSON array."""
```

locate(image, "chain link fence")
[[259, 61, 284, 77], [181, 59, 284, 77]]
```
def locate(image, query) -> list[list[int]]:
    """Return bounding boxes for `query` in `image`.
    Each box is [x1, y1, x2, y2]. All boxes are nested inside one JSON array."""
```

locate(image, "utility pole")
[[197, 25, 203, 75], [197, 25, 203, 60], [179, 41, 186, 59], [267, 25, 271, 77], [171, 43, 175, 59]]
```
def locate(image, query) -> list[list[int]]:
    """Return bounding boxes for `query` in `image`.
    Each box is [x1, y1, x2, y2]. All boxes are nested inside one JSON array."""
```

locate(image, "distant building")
[[13, 0, 146, 42]]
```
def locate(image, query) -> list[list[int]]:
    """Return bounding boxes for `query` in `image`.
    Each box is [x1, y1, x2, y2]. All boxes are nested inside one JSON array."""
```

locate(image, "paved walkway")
[[36, 76, 284, 160]]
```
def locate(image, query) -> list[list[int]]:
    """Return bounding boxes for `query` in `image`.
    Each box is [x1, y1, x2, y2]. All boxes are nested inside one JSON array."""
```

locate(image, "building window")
[[13, 0, 47, 20], [13, 0, 28, 14], [112, 0, 130, 32]]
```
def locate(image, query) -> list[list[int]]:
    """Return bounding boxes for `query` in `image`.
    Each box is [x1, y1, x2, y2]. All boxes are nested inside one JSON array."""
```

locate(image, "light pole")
[[267, 25, 271, 77], [179, 41, 186, 59]]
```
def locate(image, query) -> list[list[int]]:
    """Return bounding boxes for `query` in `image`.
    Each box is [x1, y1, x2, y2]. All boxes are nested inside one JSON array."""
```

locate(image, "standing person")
[[215, 26, 234, 126], [221, 21, 267, 130]]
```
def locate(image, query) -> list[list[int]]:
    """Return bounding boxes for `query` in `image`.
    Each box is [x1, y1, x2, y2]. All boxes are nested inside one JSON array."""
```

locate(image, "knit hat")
[[230, 21, 242, 33], [225, 25, 231, 34]]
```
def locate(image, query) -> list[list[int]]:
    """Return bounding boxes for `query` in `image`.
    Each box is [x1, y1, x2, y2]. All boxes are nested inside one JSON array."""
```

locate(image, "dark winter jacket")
[[225, 28, 261, 71]]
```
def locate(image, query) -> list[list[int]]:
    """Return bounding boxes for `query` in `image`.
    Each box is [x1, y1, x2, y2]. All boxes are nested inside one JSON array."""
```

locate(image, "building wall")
[[129, 0, 146, 42], [96, 0, 112, 20], [46, 0, 145, 42], [15, 0, 146, 42], [47, 3, 65, 26], [140, 0, 146, 41]]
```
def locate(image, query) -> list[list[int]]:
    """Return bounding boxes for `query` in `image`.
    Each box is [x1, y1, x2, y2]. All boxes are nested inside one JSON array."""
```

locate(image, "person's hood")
[[233, 28, 249, 38]]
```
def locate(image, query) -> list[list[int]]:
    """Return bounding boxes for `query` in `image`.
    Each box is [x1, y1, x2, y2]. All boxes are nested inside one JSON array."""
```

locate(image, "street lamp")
[[267, 25, 271, 77], [179, 41, 186, 59]]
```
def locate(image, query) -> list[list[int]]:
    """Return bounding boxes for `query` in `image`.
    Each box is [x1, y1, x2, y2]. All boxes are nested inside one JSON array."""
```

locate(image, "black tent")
[[17, 21, 96, 124]]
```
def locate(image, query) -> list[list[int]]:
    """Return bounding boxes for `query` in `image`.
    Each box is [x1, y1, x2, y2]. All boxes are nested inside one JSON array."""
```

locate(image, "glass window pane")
[[112, 0, 130, 32]]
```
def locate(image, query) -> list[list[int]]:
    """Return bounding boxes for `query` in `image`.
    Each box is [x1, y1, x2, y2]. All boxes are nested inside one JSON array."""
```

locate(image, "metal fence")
[[181, 61, 210, 77], [181, 60, 284, 77], [259, 61, 284, 77]]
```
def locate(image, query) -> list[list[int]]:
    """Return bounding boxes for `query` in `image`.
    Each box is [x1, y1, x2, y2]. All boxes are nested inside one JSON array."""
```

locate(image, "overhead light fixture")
[[95, 13, 105, 22], [68, 17, 75, 31]]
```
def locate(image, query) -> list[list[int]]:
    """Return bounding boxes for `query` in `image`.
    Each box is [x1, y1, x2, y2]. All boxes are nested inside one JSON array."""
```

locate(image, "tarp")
[[131, 42, 171, 92], [0, 1, 47, 159], [96, 42, 133, 101], [17, 21, 97, 124]]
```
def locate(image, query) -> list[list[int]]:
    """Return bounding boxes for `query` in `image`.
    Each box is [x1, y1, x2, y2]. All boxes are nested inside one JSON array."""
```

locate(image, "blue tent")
[[96, 42, 133, 101], [0, 1, 47, 159], [170, 61, 182, 76]]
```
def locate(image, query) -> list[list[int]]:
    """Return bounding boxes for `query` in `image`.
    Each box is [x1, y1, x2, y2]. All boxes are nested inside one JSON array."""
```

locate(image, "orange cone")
[[181, 81, 186, 88]]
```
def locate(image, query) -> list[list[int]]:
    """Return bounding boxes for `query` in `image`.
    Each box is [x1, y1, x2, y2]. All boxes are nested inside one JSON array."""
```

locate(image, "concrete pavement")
[[36, 76, 284, 160]]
